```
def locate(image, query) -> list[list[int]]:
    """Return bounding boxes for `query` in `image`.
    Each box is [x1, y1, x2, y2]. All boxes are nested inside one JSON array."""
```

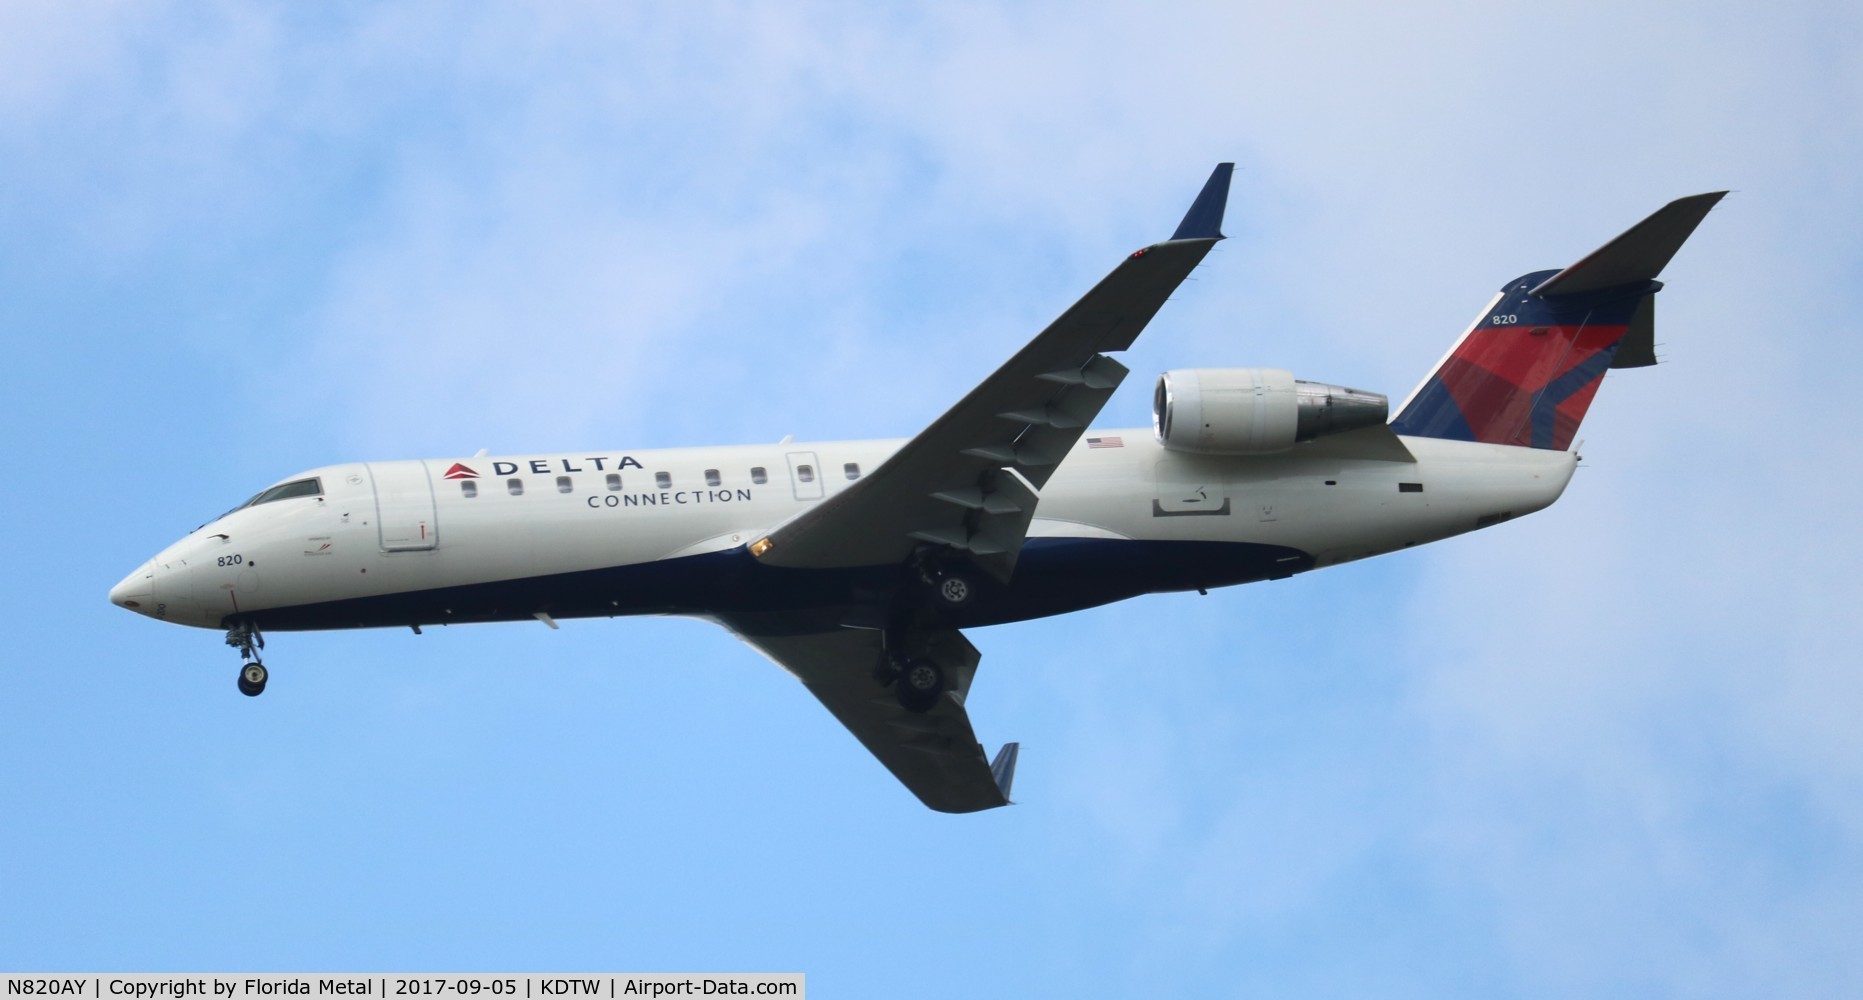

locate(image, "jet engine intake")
[[1153, 368, 1388, 455]]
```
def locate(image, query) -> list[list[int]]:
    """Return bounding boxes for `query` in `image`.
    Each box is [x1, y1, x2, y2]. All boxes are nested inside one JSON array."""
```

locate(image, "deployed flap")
[[1529, 191, 1726, 298], [722, 620, 1015, 813], [755, 164, 1234, 580]]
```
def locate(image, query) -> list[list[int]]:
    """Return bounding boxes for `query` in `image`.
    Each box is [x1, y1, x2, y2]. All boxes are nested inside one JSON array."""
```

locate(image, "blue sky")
[[4, 2, 1860, 995]]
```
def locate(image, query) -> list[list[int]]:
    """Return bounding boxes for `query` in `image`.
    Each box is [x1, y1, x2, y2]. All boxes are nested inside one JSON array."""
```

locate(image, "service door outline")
[[1151, 459, 1232, 517], [786, 451, 824, 501], [368, 461, 440, 551]]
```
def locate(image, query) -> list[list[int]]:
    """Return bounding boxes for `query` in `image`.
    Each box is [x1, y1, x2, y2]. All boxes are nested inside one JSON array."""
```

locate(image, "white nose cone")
[[109, 561, 155, 614]]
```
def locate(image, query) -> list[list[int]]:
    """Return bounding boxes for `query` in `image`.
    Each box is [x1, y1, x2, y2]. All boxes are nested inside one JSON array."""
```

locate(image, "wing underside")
[[722, 621, 1018, 813]]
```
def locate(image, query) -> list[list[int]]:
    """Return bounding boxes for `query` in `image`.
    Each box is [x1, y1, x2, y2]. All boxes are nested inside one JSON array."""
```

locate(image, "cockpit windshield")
[[216, 477, 323, 521]]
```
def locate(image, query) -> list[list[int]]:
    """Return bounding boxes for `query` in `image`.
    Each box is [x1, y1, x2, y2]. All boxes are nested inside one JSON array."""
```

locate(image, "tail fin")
[[1390, 192, 1724, 450]]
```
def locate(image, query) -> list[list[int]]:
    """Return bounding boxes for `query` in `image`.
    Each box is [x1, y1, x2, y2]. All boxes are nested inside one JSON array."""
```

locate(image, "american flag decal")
[[1087, 436, 1124, 449]]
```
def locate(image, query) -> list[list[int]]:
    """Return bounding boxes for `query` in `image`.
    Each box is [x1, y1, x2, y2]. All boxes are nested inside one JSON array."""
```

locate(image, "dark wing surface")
[[729, 165, 1234, 810], [753, 164, 1233, 582]]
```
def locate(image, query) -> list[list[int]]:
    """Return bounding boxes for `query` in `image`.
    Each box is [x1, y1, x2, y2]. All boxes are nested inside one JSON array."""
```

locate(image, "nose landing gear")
[[226, 622, 268, 697], [238, 661, 269, 696]]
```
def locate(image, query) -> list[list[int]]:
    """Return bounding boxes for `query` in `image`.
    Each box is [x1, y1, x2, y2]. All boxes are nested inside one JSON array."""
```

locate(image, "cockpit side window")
[[220, 477, 324, 519], [250, 478, 323, 506]]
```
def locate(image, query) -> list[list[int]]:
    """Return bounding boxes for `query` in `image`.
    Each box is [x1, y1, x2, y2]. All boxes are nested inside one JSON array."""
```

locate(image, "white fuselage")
[[110, 429, 1575, 634]]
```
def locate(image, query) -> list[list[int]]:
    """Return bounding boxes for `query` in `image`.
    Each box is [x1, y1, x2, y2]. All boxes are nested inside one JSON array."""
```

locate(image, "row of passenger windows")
[[457, 463, 863, 498]]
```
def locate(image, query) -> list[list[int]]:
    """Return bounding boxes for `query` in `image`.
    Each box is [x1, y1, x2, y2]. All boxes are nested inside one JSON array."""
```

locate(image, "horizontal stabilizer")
[[1529, 191, 1726, 298]]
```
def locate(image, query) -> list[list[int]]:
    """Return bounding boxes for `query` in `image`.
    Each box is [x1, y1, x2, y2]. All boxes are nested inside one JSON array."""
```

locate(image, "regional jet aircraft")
[[109, 165, 1723, 811]]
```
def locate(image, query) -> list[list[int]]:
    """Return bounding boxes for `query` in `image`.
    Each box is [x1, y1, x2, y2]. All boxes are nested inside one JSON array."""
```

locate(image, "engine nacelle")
[[1153, 368, 1389, 455]]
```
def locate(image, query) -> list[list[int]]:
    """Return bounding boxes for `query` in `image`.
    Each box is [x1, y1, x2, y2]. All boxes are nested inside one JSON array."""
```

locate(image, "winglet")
[[1529, 191, 1727, 298], [990, 742, 1020, 802], [1170, 163, 1235, 241]]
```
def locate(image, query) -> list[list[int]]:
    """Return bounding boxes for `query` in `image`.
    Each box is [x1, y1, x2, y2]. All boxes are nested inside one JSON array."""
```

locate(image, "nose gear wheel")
[[237, 661, 269, 697], [226, 622, 269, 696]]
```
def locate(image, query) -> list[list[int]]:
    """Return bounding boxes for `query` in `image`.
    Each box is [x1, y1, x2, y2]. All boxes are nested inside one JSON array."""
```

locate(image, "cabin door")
[[368, 461, 440, 551]]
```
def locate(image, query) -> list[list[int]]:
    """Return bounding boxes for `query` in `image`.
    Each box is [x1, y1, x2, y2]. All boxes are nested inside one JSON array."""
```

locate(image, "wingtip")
[[1170, 162, 1235, 241], [990, 741, 1020, 802], [1658, 190, 1728, 219]]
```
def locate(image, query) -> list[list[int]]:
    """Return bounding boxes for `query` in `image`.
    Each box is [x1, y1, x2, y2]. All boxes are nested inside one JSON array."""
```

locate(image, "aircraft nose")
[[109, 560, 156, 614]]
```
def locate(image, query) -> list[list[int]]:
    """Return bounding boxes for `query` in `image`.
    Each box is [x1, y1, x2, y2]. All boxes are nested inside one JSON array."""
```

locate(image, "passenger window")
[[797, 465, 815, 483], [844, 462, 861, 480], [751, 467, 768, 485], [606, 473, 622, 491], [705, 468, 721, 487], [460, 481, 478, 498], [507, 478, 524, 496], [556, 476, 573, 494], [655, 471, 672, 489]]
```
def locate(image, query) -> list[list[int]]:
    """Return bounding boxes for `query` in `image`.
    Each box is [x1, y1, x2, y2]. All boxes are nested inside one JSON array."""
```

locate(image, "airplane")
[[108, 165, 1723, 812]]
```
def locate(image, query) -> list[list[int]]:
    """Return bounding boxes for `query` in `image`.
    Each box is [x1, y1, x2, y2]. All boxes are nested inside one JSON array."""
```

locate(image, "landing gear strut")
[[226, 622, 268, 697]]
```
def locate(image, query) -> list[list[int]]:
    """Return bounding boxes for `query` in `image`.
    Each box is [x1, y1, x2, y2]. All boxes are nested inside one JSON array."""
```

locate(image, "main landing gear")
[[878, 624, 949, 714], [895, 658, 946, 713], [226, 622, 268, 697], [933, 573, 973, 608], [880, 548, 984, 713], [908, 547, 977, 611]]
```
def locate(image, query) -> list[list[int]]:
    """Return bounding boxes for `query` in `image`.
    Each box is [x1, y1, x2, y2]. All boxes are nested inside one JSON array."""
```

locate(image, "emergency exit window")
[[797, 465, 815, 483]]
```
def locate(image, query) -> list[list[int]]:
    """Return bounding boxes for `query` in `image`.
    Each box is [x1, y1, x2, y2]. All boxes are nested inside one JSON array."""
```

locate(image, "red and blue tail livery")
[[1388, 270, 1642, 450], [1392, 192, 1724, 450]]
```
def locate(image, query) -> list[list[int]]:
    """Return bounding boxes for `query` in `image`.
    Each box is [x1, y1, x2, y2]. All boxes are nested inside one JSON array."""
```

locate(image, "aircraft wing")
[[753, 163, 1234, 581], [720, 620, 1020, 814]]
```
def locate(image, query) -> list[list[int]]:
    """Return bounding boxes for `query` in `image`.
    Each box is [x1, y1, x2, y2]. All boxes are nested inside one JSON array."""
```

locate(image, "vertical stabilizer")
[[1390, 192, 1723, 450]]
